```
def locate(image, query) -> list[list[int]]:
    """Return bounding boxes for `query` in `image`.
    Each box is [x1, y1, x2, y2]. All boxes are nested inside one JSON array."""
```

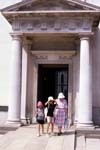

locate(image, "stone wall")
[[92, 27, 100, 125]]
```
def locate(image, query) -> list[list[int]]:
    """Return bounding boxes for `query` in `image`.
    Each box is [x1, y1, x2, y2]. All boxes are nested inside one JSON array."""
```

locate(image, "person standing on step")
[[54, 92, 68, 135], [36, 101, 45, 137], [45, 96, 55, 136]]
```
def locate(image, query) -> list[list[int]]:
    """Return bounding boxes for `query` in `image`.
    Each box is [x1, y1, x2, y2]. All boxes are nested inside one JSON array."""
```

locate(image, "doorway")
[[37, 64, 69, 104]]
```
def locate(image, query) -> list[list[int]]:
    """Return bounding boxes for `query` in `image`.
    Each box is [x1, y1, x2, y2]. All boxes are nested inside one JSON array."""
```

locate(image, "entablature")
[[31, 50, 76, 64], [12, 16, 93, 34]]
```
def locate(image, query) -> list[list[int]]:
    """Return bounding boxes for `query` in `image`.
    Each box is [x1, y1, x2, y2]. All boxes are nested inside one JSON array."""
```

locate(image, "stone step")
[[86, 138, 100, 145], [0, 126, 18, 131], [45, 131, 75, 150], [0, 131, 17, 149], [76, 135, 85, 147], [0, 124, 19, 137], [76, 148, 85, 150], [62, 133, 75, 150], [76, 128, 100, 135], [45, 135, 64, 150], [0, 125, 76, 150], [0, 127, 35, 149], [86, 134, 100, 139], [75, 129, 100, 150], [86, 147, 100, 150], [0, 130, 8, 134]]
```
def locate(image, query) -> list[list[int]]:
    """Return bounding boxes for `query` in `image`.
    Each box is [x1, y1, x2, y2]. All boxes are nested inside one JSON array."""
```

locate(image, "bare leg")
[[58, 126, 62, 135], [42, 124, 44, 134], [47, 123, 50, 134], [37, 124, 40, 136], [51, 123, 54, 133]]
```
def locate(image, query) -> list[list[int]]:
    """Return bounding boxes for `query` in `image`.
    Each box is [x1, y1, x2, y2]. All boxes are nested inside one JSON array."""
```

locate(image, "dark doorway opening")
[[37, 64, 69, 104]]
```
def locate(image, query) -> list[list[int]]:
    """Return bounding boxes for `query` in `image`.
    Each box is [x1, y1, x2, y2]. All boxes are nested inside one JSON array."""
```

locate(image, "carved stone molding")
[[10, 33, 22, 41], [31, 51, 76, 62], [12, 17, 92, 33], [59, 56, 70, 60], [33, 55, 48, 60]]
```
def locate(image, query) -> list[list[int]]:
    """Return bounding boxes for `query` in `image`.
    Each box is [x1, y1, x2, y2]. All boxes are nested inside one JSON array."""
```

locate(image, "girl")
[[36, 101, 45, 137], [45, 96, 55, 136]]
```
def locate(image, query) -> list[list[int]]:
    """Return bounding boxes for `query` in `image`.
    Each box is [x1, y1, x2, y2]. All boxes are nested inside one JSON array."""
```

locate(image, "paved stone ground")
[[76, 135, 100, 150], [0, 124, 75, 150], [75, 129, 100, 150], [0, 112, 100, 150]]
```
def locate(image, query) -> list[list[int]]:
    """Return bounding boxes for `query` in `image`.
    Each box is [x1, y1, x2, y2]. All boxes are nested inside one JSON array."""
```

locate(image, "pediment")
[[1, 0, 100, 12]]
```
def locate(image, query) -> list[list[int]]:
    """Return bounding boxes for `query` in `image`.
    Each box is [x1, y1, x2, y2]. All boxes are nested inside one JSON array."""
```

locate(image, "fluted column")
[[77, 36, 93, 127], [8, 34, 22, 123]]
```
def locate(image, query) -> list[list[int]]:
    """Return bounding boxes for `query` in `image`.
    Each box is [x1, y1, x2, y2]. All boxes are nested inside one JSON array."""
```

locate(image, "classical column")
[[20, 39, 29, 124], [77, 36, 93, 127], [68, 63, 73, 125], [32, 63, 38, 123], [8, 34, 22, 123]]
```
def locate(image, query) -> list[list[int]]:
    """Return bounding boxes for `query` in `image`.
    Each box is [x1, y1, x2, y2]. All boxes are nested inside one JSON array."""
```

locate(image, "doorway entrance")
[[37, 64, 69, 104]]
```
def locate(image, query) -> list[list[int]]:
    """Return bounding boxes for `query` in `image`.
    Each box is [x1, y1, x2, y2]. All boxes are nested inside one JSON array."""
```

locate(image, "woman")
[[54, 92, 68, 135]]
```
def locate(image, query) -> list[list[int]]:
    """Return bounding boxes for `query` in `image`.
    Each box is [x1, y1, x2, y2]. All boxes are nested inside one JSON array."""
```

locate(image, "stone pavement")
[[75, 128, 100, 150], [0, 124, 75, 150], [0, 124, 100, 150]]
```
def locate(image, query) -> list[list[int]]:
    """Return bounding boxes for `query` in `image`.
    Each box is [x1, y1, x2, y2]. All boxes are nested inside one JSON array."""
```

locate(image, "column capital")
[[10, 33, 22, 41], [23, 37, 32, 51], [80, 37, 90, 41], [78, 32, 94, 39]]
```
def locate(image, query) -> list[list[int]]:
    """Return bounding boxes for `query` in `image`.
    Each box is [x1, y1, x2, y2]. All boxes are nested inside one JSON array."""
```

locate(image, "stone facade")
[[0, 0, 100, 127]]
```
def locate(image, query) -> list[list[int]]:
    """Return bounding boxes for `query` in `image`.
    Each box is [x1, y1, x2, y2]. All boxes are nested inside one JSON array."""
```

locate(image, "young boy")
[[36, 101, 45, 137], [45, 96, 55, 136]]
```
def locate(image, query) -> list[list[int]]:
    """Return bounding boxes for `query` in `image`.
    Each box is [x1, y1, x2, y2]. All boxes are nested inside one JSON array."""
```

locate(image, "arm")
[[45, 100, 49, 106], [54, 99, 57, 105], [45, 99, 55, 105], [35, 108, 38, 117]]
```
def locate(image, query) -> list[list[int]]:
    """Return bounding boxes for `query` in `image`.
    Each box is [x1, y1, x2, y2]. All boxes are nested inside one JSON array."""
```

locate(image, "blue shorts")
[[37, 119, 44, 124]]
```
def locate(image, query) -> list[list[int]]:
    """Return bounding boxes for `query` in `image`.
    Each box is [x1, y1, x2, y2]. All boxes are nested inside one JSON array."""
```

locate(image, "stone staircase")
[[75, 129, 100, 150], [0, 125, 100, 150], [0, 125, 75, 150]]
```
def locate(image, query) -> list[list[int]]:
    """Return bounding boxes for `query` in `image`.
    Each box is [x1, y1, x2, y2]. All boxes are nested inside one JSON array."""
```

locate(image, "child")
[[45, 96, 55, 136], [36, 101, 45, 137]]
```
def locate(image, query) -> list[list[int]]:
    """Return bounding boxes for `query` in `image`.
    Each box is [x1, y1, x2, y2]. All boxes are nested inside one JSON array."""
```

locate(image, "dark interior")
[[37, 64, 69, 105]]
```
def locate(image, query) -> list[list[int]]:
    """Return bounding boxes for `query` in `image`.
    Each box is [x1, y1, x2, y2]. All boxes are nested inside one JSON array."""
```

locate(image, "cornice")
[[1, 0, 100, 12]]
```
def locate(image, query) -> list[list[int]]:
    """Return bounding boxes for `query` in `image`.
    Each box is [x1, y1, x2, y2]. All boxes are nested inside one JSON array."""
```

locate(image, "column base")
[[76, 122, 94, 129], [21, 118, 31, 125], [6, 120, 21, 128]]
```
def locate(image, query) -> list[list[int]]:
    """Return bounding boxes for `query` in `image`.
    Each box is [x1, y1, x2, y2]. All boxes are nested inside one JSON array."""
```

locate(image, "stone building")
[[0, 0, 100, 127]]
